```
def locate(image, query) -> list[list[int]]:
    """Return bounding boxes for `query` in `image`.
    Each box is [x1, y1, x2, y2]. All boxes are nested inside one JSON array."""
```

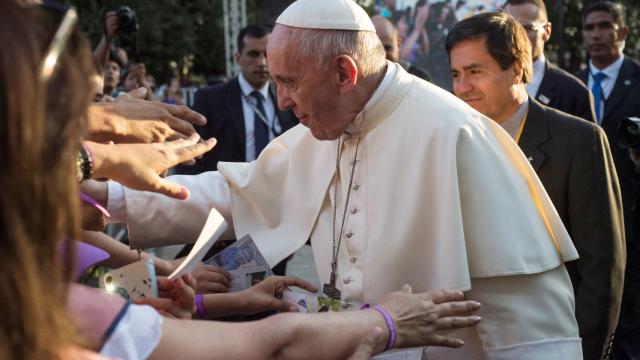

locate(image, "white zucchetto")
[[276, 0, 376, 32]]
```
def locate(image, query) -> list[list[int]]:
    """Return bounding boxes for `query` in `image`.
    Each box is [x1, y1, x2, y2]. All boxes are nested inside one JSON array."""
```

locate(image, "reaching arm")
[[150, 288, 481, 360]]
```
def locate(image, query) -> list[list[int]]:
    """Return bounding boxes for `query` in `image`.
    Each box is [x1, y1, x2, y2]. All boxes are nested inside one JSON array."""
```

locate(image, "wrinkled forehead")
[[267, 25, 300, 53]]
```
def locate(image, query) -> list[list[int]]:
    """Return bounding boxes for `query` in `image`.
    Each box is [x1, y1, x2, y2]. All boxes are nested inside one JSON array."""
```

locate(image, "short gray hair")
[[294, 29, 386, 77]]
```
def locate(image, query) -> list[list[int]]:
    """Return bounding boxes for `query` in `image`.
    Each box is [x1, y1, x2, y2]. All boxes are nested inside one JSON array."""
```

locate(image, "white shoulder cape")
[[218, 64, 579, 293]]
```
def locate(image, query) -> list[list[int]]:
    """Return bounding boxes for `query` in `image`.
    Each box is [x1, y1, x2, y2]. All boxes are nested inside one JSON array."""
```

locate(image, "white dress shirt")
[[587, 55, 624, 122], [526, 55, 546, 98], [238, 73, 281, 162]]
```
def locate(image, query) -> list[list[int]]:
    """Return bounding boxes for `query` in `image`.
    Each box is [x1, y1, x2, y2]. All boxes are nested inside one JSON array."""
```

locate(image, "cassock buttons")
[[343, 277, 353, 284], [353, 184, 360, 191], [345, 232, 354, 239], [351, 207, 359, 214], [350, 256, 357, 264]]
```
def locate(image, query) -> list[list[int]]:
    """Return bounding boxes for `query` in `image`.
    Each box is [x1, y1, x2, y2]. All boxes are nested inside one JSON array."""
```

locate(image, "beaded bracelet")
[[195, 294, 205, 318], [77, 143, 93, 182], [360, 303, 397, 351]]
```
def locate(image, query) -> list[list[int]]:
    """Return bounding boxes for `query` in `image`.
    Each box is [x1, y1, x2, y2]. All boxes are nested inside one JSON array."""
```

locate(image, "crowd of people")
[[2, 0, 640, 359]]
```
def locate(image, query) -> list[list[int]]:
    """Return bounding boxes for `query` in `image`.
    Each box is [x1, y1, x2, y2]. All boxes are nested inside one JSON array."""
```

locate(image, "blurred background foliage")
[[62, 0, 639, 85]]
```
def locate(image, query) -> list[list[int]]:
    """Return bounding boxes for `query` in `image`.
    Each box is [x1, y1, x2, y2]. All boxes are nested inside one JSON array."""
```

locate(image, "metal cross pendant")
[[323, 272, 341, 300]]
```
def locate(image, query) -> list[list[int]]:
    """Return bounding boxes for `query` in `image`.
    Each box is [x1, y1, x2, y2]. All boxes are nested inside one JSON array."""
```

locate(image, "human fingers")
[[208, 265, 232, 280], [182, 273, 197, 289], [433, 300, 481, 318], [270, 276, 318, 293], [173, 277, 196, 311], [127, 87, 148, 100], [144, 174, 190, 200], [156, 277, 176, 292], [172, 138, 217, 164], [165, 104, 207, 126], [433, 314, 482, 331], [422, 289, 465, 304], [198, 266, 232, 286], [347, 327, 383, 360], [424, 334, 465, 348], [164, 133, 200, 149], [163, 114, 197, 137]]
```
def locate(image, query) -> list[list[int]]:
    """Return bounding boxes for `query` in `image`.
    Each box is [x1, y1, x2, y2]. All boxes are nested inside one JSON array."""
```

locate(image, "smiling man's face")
[[450, 37, 521, 123]]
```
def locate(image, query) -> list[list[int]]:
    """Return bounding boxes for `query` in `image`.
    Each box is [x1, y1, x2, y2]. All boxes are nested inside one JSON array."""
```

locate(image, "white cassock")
[[111, 62, 582, 359]]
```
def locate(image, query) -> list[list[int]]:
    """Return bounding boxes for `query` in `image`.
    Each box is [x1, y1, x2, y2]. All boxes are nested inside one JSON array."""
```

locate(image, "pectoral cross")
[[323, 272, 341, 300]]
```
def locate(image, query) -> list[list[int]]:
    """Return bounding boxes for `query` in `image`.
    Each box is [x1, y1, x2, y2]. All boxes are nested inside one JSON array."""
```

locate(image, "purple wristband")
[[195, 294, 205, 318], [374, 305, 397, 351], [83, 142, 94, 163]]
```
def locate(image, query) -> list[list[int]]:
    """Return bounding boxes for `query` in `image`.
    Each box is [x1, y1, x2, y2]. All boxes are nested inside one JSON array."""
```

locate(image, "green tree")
[[63, 0, 227, 85]]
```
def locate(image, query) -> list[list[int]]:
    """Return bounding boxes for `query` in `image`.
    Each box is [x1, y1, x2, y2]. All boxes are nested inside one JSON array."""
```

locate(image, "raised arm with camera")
[[93, 7, 137, 69]]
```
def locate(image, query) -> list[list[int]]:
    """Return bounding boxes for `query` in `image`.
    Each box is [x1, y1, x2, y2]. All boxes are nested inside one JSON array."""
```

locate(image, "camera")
[[115, 6, 138, 34], [617, 117, 640, 149]]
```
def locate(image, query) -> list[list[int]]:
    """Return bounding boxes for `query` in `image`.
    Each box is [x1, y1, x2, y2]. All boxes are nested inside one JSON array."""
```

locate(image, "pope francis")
[[105, 0, 583, 358]]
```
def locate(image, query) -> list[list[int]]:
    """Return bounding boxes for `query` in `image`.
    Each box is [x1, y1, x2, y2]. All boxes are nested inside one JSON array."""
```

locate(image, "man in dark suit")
[[504, 0, 595, 122], [177, 25, 298, 276], [178, 25, 298, 174], [447, 12, 625, 359], [576, 3, 640, 359]]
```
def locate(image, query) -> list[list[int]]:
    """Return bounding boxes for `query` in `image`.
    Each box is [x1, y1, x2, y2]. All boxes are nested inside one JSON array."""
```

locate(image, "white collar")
[[501, 96, 530, 139], [589, 55, 624, 79], [345, 61, 396, 135], [532, 54, 546, 76], [238, 73, 270, 99]]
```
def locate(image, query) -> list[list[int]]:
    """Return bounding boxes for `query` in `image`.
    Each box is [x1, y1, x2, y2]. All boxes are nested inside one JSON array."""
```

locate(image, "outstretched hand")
[[239, 275, 318, 314], [378, 285, 482, 349], [135, 274, 196, 319], [88, 134, 216, 199], [87, 88, 206, 143]]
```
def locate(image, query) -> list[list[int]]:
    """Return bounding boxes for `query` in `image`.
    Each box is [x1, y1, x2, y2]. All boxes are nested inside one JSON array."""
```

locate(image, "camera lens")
[[618, 117, 640, 149]]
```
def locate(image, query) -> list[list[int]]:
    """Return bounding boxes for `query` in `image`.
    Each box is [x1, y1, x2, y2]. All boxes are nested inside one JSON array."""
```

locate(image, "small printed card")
[[204, 235, 273, 292], [282, 290, 356, 313], [99, 258, 158, 300]]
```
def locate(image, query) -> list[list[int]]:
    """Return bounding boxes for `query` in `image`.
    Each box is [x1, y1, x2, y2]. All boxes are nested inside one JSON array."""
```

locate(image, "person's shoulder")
[[196, 79, 234, 97], [624, 55, 640, 69], [539, 101, 601, 136], [545, 63, 590, 92]]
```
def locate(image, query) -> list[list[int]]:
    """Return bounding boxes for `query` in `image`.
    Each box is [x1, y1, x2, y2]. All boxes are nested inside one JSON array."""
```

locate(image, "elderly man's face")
[[268, 26, 353, 140]]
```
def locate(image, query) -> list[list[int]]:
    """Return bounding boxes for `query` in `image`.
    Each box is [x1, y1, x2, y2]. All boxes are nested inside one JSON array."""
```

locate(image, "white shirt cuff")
[[107, 181, 127, 223]]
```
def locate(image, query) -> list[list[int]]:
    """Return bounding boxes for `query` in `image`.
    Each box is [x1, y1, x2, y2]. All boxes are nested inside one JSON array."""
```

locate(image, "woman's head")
[[0, 1, 94, 358]]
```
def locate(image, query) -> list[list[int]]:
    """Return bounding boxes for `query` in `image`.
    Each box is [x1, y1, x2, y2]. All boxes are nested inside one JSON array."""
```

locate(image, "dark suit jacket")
[[535, 61, 596, 122], [519, 99, 625, 360], [177, 78, 298, 174], [577, 57, 640, 340]]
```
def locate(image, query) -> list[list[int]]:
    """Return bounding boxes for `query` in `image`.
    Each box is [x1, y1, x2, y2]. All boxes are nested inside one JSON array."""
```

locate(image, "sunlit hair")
[[295, 28, 387, 77], [0, 1, 94, 358]]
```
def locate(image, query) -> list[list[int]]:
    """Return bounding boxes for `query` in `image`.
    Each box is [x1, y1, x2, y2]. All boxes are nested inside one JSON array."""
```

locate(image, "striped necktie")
[[251, 90, 269, 158]]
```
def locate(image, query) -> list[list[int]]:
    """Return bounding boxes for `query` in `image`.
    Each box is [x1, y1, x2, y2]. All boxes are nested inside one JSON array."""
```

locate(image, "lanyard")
[[242, 93, 280, 137], [515, 112, 528, 144]]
